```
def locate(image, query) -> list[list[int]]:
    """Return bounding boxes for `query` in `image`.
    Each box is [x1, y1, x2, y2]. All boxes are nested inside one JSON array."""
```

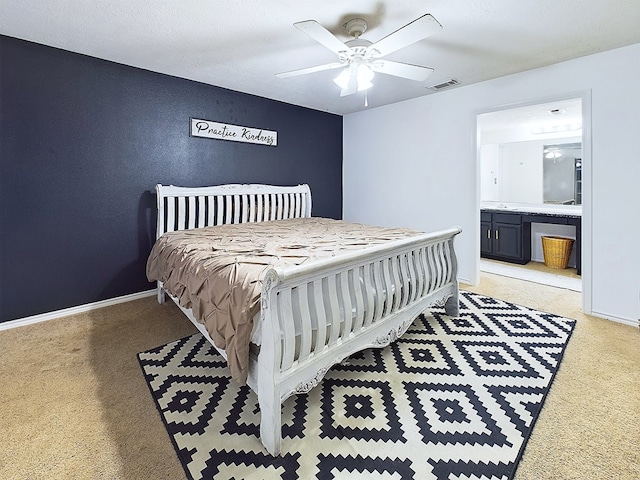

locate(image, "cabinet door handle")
[[495, 229, 499, 240], [487, 229, 491, 239]]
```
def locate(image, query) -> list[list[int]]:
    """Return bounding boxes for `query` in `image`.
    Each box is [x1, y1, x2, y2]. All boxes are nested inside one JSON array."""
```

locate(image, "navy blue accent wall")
[[0, 35, 343, 323]]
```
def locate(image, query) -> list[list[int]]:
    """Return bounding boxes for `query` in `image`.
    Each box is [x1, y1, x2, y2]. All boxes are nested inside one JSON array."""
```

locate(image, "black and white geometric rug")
[[138, 291, 575, 480]]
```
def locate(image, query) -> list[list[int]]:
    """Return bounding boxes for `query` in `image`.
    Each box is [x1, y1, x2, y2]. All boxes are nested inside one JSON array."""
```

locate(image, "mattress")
[[146, 217, 420, 384]]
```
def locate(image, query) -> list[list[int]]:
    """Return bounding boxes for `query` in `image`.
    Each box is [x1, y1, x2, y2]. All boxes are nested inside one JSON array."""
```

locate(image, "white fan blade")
[[276, 62, 344, 78], [372, 60, 434, 81], [367, 14, 442, 57], [294, 20, 351, 56]]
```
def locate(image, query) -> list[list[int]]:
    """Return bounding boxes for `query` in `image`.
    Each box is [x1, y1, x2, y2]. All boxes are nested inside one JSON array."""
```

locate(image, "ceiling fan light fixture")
[[356, 64, 374, 91], [333, 68, 352, 90]]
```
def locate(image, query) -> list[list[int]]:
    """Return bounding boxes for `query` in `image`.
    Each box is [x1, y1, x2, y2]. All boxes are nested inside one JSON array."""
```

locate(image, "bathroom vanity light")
[[531, 123, 581, 135]]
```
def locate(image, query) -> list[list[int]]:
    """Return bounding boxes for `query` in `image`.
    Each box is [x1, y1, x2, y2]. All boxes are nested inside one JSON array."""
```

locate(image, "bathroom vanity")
[[481, 204, 581, 275]]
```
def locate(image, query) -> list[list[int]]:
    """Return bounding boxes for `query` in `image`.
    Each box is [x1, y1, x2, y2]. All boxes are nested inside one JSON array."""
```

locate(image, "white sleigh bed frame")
[[153, 183, 461, 455]]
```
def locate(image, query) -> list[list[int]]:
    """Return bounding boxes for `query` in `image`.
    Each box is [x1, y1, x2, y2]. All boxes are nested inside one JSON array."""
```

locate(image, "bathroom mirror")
[[543, 142, 582, 205]]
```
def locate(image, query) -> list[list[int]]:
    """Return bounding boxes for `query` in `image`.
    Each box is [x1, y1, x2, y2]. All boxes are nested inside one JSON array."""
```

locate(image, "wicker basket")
[[541, 236, 575, 269]]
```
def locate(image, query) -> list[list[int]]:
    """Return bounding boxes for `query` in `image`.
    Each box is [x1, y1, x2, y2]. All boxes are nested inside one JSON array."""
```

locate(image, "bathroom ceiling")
[[479, 98, 583, 133], [1, 0, 639, 115]]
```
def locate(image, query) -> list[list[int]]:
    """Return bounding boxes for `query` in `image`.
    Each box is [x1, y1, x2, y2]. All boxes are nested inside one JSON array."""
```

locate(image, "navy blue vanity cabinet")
[[481, 211, 532, 264], [480, 212, 493, 255]]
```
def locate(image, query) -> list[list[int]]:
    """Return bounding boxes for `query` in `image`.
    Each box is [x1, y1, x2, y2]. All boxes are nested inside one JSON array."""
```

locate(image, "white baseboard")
[[590, 310, 639, 328], [0, 290, 157, 332], [4, 289, 635, 332]]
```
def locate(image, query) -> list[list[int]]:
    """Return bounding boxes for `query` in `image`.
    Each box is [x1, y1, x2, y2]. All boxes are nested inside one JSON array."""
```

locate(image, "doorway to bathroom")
[[477, 95, 589, 294]]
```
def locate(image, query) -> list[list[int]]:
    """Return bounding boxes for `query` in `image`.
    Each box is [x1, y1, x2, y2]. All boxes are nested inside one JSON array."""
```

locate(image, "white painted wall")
[[480, 144, 499, 201], [343, 43, 640, 324], [500, 142, 543, 203]]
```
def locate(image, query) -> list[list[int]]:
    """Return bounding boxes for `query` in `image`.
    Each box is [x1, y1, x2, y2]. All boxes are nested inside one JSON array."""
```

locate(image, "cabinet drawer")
[[493, 213, 521, 225], [526, 214, 569, 225]]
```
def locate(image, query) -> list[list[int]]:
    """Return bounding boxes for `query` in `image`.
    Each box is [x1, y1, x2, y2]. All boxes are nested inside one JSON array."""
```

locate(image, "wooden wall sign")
[[190, 118, 277, 146]]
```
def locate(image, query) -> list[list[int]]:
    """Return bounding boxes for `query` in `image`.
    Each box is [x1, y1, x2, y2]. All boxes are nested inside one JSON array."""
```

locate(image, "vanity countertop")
[[480, 202, 582, 217]]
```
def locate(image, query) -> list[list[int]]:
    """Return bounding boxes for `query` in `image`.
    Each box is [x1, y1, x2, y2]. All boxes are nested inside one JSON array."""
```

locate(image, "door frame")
[[474, 90, 592, 315]]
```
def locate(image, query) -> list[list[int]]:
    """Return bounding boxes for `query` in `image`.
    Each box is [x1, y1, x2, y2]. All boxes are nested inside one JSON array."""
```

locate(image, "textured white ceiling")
[[2, 0, 639, 115]]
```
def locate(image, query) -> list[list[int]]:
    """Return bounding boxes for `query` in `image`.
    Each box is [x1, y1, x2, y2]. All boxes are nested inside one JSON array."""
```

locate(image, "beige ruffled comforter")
[[146, 217, 419, 384]]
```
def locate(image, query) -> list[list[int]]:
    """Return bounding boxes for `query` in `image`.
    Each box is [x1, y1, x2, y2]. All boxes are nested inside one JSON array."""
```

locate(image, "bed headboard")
[[155, 183, 312, 238]]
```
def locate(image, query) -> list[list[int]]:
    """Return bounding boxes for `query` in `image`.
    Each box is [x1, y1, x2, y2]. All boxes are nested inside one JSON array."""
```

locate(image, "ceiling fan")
[[276, 14, 442, 97]]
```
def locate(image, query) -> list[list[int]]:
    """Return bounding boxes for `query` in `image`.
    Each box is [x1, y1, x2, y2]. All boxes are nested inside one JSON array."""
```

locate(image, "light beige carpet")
[[1, 273, 638, 479]]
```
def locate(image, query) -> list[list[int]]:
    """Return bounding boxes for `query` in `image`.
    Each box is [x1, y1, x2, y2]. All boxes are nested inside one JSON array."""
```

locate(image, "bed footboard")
[[256, 226, 461, 455]]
